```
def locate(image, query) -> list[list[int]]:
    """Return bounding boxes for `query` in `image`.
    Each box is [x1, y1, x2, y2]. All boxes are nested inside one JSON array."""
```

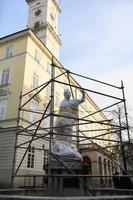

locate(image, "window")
[[35, 49, 41, 63], [55, 92, 60, 107], [104, 158, 107, 185], [34, 9, 41, 16], [33, 73, 39, 89], [27, 147, 35, 168], [30, 100, 38, 123], [43, 115, 50, 128], [6, 46, 14, 58], [98, 157, 103, 186], [34, 21, 40, 29], [46, 84, 51, 97], [0, 69, 11, 85], [46, 62, 51, 74], [0, 96, 7, 120], [43, 149, 48, 170], [63, 80, 68, 90]]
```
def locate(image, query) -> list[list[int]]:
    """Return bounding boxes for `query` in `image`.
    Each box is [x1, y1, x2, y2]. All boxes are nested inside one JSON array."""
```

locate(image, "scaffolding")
[[11, 57, 131, 196]]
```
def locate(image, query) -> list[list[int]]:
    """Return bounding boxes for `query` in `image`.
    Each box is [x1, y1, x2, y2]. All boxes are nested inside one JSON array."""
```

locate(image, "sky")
[[0, 0, 133, 120]]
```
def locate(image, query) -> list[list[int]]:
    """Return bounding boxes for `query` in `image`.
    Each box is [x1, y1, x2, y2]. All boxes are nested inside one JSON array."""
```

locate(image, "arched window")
[[107, 160, 111, 175], [108, 160, 111, 186], [104, 158, 107, 186], [98, 157, 102, 175], [104, 158, 107, 175], [98, 156, 103, 186], [83, 156, 92, 174], [111, 162, 114, 174]]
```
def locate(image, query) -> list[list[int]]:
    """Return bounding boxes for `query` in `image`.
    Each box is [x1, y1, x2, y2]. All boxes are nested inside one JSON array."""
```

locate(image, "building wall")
[[0, 129, 16, 187], [45, 27, 61, 59], [82, 150, 115, 188], [0, 30, 113, 188], [0, 35, 28, 127]]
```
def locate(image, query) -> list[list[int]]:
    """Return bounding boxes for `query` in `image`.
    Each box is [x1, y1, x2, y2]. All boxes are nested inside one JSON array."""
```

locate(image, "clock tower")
[[25, 0, 62, 59]]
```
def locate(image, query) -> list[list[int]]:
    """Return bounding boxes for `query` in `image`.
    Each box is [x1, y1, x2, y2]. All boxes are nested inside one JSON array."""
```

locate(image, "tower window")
[[34, 9, 41, 16], [27, 147, 35, 168], [34, 21, 40, 29], [0, 69, 11, 85], [6, 46, 14, 58]]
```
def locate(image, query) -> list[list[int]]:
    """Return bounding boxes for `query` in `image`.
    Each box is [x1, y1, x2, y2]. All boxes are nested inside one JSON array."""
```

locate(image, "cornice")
[[0, 28, 56, 62], [28, 29, 53, 60], [0, 88, 11, 96], [33, 22, 62, 45], [0, 29, 109, 123], [0, 29, 29, 45]]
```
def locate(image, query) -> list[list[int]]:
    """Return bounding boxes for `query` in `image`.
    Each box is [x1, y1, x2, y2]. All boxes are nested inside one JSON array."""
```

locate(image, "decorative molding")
[[0, 88, 11, 96], [0, 29, 29, 45], [0, 51, 26, 63], [33, 22, 62, 45], [25, 0, 61, 12]]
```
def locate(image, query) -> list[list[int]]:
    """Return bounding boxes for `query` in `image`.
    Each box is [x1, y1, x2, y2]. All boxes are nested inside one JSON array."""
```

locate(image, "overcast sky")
[[0, 0, 133, 120]]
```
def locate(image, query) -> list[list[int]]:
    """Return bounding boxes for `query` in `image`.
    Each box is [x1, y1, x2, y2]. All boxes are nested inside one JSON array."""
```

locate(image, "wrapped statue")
[[52, 89, 85, 161]]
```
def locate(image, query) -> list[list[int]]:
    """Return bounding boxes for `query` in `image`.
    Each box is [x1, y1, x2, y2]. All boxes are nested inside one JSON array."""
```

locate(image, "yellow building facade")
[[0, 29, 114, 188]]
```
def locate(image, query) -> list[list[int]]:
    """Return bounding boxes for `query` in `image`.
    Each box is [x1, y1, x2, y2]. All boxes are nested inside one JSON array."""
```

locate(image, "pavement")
[[0, 195, 133, 200]]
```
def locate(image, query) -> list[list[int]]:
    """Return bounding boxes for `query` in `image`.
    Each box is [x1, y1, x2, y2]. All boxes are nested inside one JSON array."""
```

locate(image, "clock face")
[[34, 9, 41, 16]]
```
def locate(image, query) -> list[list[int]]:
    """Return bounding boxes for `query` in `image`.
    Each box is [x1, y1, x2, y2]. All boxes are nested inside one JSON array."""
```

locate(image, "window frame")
[[27, 146, 35, 169], [0, 68, 11, 86], [34, 49, 41, 63], [6, 46, 14, 58], [43, 149, 48, 170], [43, 114, 50, 128], [55, 91, 60, 107], [0, 95, 7, 120], [30, 99, 38, 123], [32, 73, 39, 89], [46, 84, 51, 97], [46, 62, 51, 75]]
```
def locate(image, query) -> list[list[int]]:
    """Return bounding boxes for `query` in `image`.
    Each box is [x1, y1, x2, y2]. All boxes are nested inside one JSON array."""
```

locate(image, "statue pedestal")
[[45, 157, 92, 196]]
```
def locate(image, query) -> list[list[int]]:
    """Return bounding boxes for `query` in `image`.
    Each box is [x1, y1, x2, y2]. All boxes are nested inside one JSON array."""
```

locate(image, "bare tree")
[[106, 105, 133, 171]]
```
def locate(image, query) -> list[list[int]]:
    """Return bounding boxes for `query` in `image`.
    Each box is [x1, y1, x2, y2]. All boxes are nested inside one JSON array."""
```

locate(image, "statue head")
[[64, 89, 71, 99]]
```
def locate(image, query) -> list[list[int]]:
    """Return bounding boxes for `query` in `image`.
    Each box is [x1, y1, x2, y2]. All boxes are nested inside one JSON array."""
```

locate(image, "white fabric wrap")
[[52, 97, 84, 161], [51, 140, 82, 161]]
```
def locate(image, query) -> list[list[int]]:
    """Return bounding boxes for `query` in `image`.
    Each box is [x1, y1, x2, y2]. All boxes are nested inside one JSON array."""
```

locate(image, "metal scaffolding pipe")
[[12, 61, 130, 193]]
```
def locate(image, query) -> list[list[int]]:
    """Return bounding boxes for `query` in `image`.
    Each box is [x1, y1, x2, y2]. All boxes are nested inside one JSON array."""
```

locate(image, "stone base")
[[0, 195, 133, 200], [45, 158, 92, 196], [50, 156, 85, 171]]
